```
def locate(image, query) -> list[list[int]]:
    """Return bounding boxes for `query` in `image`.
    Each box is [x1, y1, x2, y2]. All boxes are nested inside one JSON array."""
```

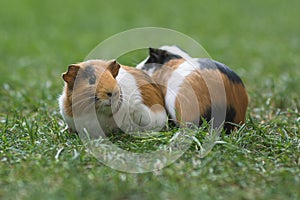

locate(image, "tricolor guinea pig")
[[136, 46, 248, 133], [58, 59, 167, 137]]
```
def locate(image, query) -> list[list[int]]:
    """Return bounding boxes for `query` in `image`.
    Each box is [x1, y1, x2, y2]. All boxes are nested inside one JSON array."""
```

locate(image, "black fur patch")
[[146, 48, 182, 64], [213, 61, 243, 85], [141, 48, 182, 73], [83, 66, 96, 85], [225, 106, 236, 123], [201, 105, 237, 134], [197, 58, 244, 85], [223, 106, 237, 134]]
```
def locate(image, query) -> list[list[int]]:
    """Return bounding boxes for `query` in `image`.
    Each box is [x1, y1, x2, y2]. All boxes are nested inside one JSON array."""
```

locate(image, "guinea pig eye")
[[106, 92, 112, 97]]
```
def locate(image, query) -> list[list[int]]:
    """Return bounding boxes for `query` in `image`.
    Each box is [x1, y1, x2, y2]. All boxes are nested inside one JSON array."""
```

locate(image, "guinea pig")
[[136, 46, 248, 133], [58, 59, 167, 137]]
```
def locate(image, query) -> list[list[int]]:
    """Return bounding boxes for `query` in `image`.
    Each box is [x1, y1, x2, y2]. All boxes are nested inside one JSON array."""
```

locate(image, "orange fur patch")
[[122, 66, 165, 113], [174, 69, 248, 129]]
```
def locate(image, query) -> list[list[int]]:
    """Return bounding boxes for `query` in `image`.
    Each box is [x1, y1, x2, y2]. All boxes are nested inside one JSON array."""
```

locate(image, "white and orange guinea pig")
[[136, 46, 249, 133], [58, 59, 167, 137]]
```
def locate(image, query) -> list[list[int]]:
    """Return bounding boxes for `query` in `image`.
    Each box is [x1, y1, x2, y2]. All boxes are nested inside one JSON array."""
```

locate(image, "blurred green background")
[[0, 0, 299, 199], [1, 0, 299, 90]]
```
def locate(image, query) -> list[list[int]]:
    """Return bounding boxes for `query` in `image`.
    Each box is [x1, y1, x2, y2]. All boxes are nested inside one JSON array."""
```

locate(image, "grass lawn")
[[0, 0, 299, 199]]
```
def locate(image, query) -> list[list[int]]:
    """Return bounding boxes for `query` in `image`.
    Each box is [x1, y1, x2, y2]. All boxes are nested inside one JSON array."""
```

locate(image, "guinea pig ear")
[[107, 60, 120, 78], [149, 47, 160, 59], [62, 64, 80, 89], [149, 47, 168, 63]]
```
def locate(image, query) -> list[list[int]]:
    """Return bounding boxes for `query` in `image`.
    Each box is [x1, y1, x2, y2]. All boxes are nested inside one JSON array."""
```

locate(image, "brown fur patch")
[[122, 66, 165, 113], [174, 68, 248, 130], [164, 59, 185, 70], [149, 58, 248, 131], [62, 65, 80, 90], [174, 70, 211, 124], [63, 86, 74, 117], [220, 73, 248, 124]]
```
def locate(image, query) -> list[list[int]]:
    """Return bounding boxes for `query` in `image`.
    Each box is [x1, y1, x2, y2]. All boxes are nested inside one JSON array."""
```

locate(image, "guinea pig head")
[[62, 60, 121, 116]]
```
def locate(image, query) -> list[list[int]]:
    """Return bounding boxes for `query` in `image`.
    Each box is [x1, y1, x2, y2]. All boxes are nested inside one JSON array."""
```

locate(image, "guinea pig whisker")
[[72, 97, 95, 109]]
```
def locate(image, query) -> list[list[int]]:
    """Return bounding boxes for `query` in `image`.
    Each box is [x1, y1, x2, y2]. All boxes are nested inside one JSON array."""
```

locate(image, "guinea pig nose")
[[94, 96, 100, 102]]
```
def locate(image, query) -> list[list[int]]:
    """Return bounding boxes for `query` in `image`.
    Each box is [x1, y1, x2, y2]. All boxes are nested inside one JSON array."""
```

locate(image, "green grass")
[[1, 0, 300, 199]]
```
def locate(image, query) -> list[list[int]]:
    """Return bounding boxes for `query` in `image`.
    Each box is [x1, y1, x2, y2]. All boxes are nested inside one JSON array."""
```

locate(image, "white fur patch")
[[143, 67, 156, 77], [160, 45, 187, 57], [58, 93, 76, 132], [165, 61, 196, 121], [113, 67, 167, 132]]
